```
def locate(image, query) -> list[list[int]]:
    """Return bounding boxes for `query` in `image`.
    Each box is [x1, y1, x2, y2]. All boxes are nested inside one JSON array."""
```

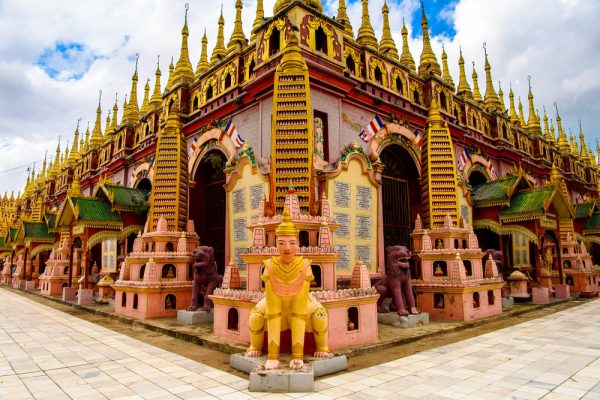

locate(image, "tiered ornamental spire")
[[518, 98, 526, 127], [166, 58, 175, 91], [483, 44, 501, 111], [227, 0, 247, 55], [125, 56, 140, 122], [210, 8, 227, 66], [498, 82, 506, 111], [150, 57, 162, 109], [67, 123, 81, 165], [421, 94, 460, 227], [472, 62, 482, 102], [456, 48, 473, 99], [140, 78, 150, 115], [508, 84, 519, 125], [543, 107, 554, 143], [120, 95, 128, 125], [336, 0, 353, 38], [379, 1, 398, 60], [399, 19, 416, 71], [357, 0, 378, 50], [441, 46, 455, 90], [274, 0, 322, 14], [251, 0, 264, 42], [579, 121, 590, 162], [418, 5, 441, 77], [110, 95, 119, 133], [90, 91, 104, 149], [526, 77, 541, 133], [196, 31, 209, 77], [173, 4, 195, 85], [555, 104, 569, 153]]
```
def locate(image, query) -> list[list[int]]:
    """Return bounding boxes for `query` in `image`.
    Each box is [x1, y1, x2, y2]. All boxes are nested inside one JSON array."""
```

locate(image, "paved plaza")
[[0, 289, 600, 400]]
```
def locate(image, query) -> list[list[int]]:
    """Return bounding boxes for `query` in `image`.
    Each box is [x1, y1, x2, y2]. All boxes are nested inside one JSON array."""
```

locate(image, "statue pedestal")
[[231, 353, 347, 392], [62, 287, 77, 302], [501, 297, 514, 309], [177, 309, 213, 325], [77, 289, 94, 306], [532, 287, 549, 304], [555, 284, 571, 299], [23, 281, 36, 291], [377, 312, 429, 328]]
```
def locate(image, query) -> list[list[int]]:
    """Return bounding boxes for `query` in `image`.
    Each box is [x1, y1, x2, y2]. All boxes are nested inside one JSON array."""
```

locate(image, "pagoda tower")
[[270, 30, 314, 214]]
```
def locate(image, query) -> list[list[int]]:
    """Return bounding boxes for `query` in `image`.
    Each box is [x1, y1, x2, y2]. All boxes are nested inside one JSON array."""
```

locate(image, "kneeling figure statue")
[[246, 208, 331, 370]]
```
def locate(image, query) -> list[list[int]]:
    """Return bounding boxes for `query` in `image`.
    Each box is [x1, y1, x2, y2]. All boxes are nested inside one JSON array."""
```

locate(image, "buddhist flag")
[[358, 115, 384, 142], [225, 120, 245, 148], [414, 129, 423, 148], [487, 160, 497, 179], [190, 136, 198, 152], [457, 148, 470, 171]]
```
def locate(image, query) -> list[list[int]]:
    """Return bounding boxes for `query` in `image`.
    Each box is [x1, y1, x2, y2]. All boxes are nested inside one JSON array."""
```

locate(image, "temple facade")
[[2, 0, 600, 309]]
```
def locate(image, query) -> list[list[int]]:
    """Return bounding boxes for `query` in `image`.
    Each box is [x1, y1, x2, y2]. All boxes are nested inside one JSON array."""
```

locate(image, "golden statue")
[[246, 208, 331, 370]]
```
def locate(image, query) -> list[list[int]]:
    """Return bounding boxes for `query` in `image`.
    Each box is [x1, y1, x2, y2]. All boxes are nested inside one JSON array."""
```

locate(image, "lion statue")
[[375, 245, 418, 316], [187, 246, 222, 312], [483, 249, 503, 271]]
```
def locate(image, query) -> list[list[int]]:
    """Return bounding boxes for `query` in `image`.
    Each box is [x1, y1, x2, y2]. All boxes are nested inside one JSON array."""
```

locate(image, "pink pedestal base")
[[531, 287, 549, 304], [554, 284, 571, 299], [62, 287, 77, 301]]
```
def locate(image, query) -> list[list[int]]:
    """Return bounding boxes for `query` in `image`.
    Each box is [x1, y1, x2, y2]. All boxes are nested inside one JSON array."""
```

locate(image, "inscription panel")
[[250, 184, 264, 210], [356, 186, 372, 210], [336, 245, 350, 269], [233, 189, 246, 213], [333, 213, 350, 238], [233, 218, 247, 241], [334, 181, 350, 207], [355, 215, 371, 239], [355, 245, 370, 267]]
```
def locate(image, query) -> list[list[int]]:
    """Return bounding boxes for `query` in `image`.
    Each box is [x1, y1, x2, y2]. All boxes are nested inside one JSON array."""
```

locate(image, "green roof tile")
[[499, 187, 555, 216], [45, 213, 57, 229], [22, 222, 54, 239], [575, 203, 593, 219], [584, 213, 600, 232], [0, 238, 5, 248], [71, 197, 123, 222], [9, 228, 17, 240], [103, 184, 149, 209], [472, 176, 518, 205]]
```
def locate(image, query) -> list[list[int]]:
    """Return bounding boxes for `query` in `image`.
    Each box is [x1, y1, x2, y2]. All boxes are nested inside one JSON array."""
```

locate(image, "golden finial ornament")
[[482, 43, 501, 111], [498, 81, 506, 111], [472, 61, 482, 102], [90, 90, 104, 148], [211, 5, 227, 65], [418, 1, 441, 77], [196, 30, 209, 76], [379, 1, 398, 60], [357, 0, 378, 50], [555, 102, 569, 153], [150, 57, 162, 108], [518, 97, 526, 127], [68, 118, 82, 165], [251, 0, 264, 42], [526, 76, 541, 133], [227, 0, 247, 55], [174, 3, 195, 84], [508, 83, 519, 125], [456, 47, 472, 99], [337, 0, 353, 37], [441, 45, 455, 90], [400, 18, 416, 71], [140, 78, 150, 115]]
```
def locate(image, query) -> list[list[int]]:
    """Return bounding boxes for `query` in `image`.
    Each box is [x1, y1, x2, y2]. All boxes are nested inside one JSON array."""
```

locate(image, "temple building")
[[2, 0, 600, 307]]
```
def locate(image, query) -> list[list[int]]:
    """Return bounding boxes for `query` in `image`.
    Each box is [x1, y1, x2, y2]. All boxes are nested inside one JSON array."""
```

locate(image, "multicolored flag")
[[414, 129, 423, 148], [190, 136, 198, 152], [358, 115, 384, 142], [487, 160, 497, 179], [457, 148, 470, 171], [225, 120, 245, 148]]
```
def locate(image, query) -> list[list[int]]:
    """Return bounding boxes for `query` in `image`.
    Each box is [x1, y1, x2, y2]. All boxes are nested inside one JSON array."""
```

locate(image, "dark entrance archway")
[[135, 177, 152, 192], [468, 170, 488, 187], [190, 150, 227, 274], [380, 145, 421, 248]]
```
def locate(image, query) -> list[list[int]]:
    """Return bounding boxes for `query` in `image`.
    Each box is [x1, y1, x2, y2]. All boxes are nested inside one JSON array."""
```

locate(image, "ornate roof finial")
[[140, 78, 150, 115], [379, 1, 399, 60], [508, 82, 519, 124], [400, 18, 416, 71], [357, 0, 378, 50], [498, 81, 506, 111], [427, 87, 443, 127], [526, 75, 541, 133], [166, 57, 175, 91], [472, 61, 482, 102], [110, 93, 119, 132], [456, 47, 472, 99], [150, 56, 162, 109], [482, 43, 501, 111], [441, 45, 455, 89], [120, 94, 128, 124], [90, 90, 104, 148], [518, 97, 526, 127], [173, 3, 195, 84], [227, 0, 247, 55], [418, 1, 441, 77], [543, 106, 554, 142], [211, 5, 227, 65], [251, 0, 264, 42], [67, 119, 81, 165], [337, 0, 353, 37], [196, 30, 209, 77], [554, 102, 568, 153]]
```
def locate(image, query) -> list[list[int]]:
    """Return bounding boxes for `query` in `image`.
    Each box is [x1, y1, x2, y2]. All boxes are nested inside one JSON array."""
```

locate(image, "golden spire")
[[357, 0, 378, 50], [456, 47, 472, 99], [173, 4, 195, 85], [472, 62, 482, 102], [84, 123, 90, 151], [126, 55, 140, 121], [79, 131, 85, 159], [90, 91, 104, 148], [69, 170, 81, 197], [111, 93, 119, 132], [426, 90, 444, 127], [196, 31, 209, 77], [579, 121, 589, 161], [441, 45, 455, 90], [166, 57, 174, 92], [336, 0, 353, 38], [211, 7, 227, 65], [274, 0, 322, 14], [150, 57, 162, 109], [508, 83, 519, 125], [67, 120, 81, 165], [104, 111, 111, 137], [543, 107, 553, 142], [251, 0, 264, 42], [40, 152, 47, 184], [555, 103, 569, 153], [140, 78, 150, 115], [498, 81, 506, 111], [379, 1, 398, 60], [400, 19, 416, 71], [482, 43, 501, 111], [518, 97, 526, 127], [569, 129, 577, 155], [418, 3, 441, 77], [227, 0, 247, 55], [550, 121, 557, 144], [526, 76, 541, 132], [120, 94, 128, 125], [49, 139, 61, 178]]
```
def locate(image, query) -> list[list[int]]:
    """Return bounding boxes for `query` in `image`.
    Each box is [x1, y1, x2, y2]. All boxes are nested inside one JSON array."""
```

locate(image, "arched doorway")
[[190, 150, 227, 274], [380, 145, 421, 248], [135, 177, 152, 192], [468, 170, 488, 187]]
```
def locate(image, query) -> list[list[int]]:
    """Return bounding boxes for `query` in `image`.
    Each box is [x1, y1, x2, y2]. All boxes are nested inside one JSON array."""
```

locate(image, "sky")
[[0, 0, 599, 195]]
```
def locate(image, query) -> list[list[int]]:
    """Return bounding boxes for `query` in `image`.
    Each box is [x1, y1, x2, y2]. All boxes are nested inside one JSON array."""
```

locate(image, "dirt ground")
[[4, 287, 591, 377]]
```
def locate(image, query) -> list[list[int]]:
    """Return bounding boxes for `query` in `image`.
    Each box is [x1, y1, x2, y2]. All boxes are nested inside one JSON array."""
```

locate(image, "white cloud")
[[0, 0, 598, 194]]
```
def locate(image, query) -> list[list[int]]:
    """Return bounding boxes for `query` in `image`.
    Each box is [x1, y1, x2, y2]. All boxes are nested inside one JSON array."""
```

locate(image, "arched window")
[[165, 242, 174, 252], [487, 290, 495, 305], [248, 58, 255, 78], [346, 56, 356, 75], [121, 292, 127, 307], [315, 26, 327, 54], [165, 294, 176, 310], [440, 91, 447, 111], [162, 264, 176, 279], [193, 96, 199, 110], [434, 293, 445, 309], [311, 264, 322, 289], [413, 89, 420, 104], [139, 264, 146, 281], [224, 73, 232, 90], [374, 66, 383, 85], [463, 260, 472, 276], [473, 292, 480, 308], [269, 28, 281, 55], [433, 261, 447, 276], [395, 77, 403, 95], [228, 308, 239, 331], [133, 294, 138, 310], [206, 85, 214, 101], [347, 307, 359, 330]]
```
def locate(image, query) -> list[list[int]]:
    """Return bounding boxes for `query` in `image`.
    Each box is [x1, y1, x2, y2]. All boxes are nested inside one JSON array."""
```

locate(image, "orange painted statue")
[[246, 208, 331, 370]]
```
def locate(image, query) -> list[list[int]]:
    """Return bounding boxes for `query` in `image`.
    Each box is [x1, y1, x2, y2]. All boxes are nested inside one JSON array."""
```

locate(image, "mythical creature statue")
[[187, 246, 222, 312], [246, 208, 331, 370], [483, 249, 503, 271], [375, 245, 418, 316]]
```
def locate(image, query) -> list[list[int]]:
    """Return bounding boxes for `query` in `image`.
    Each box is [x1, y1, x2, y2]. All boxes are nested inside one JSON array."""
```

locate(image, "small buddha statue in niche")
[[433, 262, 445, 276]]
